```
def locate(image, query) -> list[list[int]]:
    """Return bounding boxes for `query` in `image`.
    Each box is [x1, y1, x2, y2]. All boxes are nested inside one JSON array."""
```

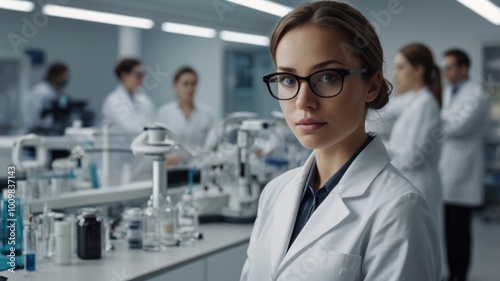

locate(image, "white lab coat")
[[366, 93, 415, 143], [155, 101, 214, 154], [241, 135, 441, 281], [386, 87, 443, 229], [101, 84, 156, 135], [100, 85, 156, 184], [439, 80, 490, 206], [22, 81, 57, 131]]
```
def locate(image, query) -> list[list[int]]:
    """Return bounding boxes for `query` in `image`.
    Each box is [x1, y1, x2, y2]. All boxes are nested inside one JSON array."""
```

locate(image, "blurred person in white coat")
[[155, 66, 214, 166], [101, 58, 155, 183], [102, 58, 155, 134], [440, 49, 490, 281], [23, 63, 69, 133], [386, 43, 443, 231], [240, 2, 441, 280]]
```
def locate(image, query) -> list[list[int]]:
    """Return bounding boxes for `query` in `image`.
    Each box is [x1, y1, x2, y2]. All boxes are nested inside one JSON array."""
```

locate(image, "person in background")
[[240, 2, 441, 280], [155, 66, 214, 166], [101, 58, 155, 184], [385, 43, 443, 231], [440, 49, 490, 281], [23, 62, 70, 133], [102, 58, 155, 135]]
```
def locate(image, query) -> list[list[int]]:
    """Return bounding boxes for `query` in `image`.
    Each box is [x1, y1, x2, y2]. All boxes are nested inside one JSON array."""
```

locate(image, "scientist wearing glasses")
[[102, 58, 155, 135], [240, 2, 441, 281]]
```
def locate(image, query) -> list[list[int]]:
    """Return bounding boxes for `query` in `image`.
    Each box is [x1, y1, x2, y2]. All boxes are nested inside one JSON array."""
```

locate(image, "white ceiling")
[[86, 0, 305, 34]]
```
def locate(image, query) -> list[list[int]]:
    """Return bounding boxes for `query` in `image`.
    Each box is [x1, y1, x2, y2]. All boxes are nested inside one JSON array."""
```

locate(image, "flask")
[[143, 197, 160, 252]]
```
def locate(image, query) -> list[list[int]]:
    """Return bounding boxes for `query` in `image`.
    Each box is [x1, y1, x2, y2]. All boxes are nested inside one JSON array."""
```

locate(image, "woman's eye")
[[279, 76, 296, 87], [319, 73, 338, 83]]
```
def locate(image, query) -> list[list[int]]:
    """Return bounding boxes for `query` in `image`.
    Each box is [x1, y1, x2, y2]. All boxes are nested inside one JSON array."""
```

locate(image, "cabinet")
[[145, 242, 249, 281]]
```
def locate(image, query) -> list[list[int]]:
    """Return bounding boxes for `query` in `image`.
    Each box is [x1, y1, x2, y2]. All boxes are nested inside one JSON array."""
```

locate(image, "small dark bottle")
[[76, 208, 101, 260]]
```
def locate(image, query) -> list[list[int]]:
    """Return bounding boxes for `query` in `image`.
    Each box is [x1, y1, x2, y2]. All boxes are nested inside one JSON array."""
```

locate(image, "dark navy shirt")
[[287, 135, 374, 249]]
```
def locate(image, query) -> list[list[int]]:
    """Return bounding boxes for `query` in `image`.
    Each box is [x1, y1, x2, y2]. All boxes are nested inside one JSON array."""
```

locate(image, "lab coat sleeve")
[[441, 87, 490, 138], [363, 192, 441, 281], [389, 101, 439, 172], [240, 180, 272, 281]]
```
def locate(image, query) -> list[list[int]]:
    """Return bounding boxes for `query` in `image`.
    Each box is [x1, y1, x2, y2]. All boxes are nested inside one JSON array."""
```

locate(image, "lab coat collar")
[[271, 135, 391, 278]]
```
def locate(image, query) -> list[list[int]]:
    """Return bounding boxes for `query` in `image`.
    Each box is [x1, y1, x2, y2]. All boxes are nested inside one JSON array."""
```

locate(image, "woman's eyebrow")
[[277, 59, 346, 73]]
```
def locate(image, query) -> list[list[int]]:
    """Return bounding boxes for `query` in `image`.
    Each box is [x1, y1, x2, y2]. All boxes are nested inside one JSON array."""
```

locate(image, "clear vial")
[[23, 215, 37, 276], [159, 196, 177, 247], [143, 197, 160, 252], [176, 193, 199, 244]]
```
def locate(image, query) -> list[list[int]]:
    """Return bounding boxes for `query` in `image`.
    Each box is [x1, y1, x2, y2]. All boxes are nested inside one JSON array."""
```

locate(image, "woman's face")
[[393, 52, 421, 95], [275, 25, 378, 151], [174, 72, 197, 103], [122, 64, 145, 93]]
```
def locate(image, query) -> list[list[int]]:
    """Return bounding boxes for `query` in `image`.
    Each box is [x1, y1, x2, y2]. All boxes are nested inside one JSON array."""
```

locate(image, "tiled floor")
[[449, 211, 500, 281]]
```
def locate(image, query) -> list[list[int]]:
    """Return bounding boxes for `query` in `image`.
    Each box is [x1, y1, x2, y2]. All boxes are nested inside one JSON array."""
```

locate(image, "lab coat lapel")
[[276, 136, 391, 276], [270, 154, 315, 276]]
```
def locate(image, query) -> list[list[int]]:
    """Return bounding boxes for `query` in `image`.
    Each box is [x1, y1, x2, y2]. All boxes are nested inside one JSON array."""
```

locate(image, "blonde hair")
[[269, 1, 392, 109]]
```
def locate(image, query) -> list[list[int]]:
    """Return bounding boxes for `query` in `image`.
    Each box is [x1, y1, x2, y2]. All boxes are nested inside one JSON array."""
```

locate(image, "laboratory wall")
[[141, 30, 225, 119], [2, 0, 500, 127], [0, 9, 118, 120], [350, 0, 500, 85]]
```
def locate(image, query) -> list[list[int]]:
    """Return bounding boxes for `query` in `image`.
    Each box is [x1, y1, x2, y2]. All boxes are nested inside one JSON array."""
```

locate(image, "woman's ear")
[[365, 71, 382, 103]]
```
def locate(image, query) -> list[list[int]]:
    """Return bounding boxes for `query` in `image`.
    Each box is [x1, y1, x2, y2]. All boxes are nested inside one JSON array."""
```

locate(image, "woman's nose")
[[295, 81, 319, 111]]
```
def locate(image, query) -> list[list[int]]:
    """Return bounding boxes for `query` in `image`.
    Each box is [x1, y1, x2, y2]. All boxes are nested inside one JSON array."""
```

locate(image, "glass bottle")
[[159, 196, 177, 247], [23, 215, 36, 276], [143, 197, 160, 252], [175, 192, 199, 244]]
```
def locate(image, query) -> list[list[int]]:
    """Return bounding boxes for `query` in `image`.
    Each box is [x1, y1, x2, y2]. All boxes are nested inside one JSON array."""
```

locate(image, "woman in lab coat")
[[155, 66, 214, 165], [102, 58, 155, 134], [386, 43, 443, 230], [101, 58, 155, 183], [240, 2, 441, 281]]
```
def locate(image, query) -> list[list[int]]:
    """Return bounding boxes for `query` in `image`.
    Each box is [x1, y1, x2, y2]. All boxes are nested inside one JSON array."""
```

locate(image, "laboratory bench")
[[2, 223, 252, 281]]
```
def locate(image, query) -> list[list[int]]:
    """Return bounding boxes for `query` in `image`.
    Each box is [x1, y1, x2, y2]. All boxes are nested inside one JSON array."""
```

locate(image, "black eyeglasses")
[[262, 68, 374, 100]]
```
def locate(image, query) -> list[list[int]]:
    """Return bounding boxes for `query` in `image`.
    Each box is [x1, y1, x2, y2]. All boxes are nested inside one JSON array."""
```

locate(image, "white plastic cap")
[[54, 221, 70, 236]]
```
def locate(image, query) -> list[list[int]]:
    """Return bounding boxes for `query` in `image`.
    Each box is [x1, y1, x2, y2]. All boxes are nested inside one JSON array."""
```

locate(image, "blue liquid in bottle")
[[24, 253, 35, 271]]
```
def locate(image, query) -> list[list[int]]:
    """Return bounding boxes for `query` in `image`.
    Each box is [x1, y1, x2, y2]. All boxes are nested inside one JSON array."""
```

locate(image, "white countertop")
[[3, 223, 253, 281]]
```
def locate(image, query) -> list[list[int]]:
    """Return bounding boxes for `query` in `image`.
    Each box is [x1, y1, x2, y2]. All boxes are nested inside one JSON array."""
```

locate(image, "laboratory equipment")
[[54, 221, 71, 265], [76, 208, 102, 259], [143, 197, 160, 251], [130, 124, 176, 209], [159, 195, 178, 247], [23, 215, 36, 276], [176, 177, 200, 244], [39, 203, 54, 259], [221, 119, 271, 222], [124, 208, 143, 249]]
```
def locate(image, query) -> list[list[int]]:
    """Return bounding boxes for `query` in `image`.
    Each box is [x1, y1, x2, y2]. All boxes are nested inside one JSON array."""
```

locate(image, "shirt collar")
[[303, 135, 374, 196]]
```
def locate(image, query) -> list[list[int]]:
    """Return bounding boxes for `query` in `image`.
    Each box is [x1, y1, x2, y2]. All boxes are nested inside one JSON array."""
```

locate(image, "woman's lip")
[[296, 122, 327, 133]]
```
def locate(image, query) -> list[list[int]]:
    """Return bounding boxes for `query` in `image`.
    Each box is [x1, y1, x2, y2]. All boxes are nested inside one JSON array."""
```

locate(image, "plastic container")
[[76, 208, 102, 259], [124, 208, 143, 249], [54, 221, 71, 265]]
